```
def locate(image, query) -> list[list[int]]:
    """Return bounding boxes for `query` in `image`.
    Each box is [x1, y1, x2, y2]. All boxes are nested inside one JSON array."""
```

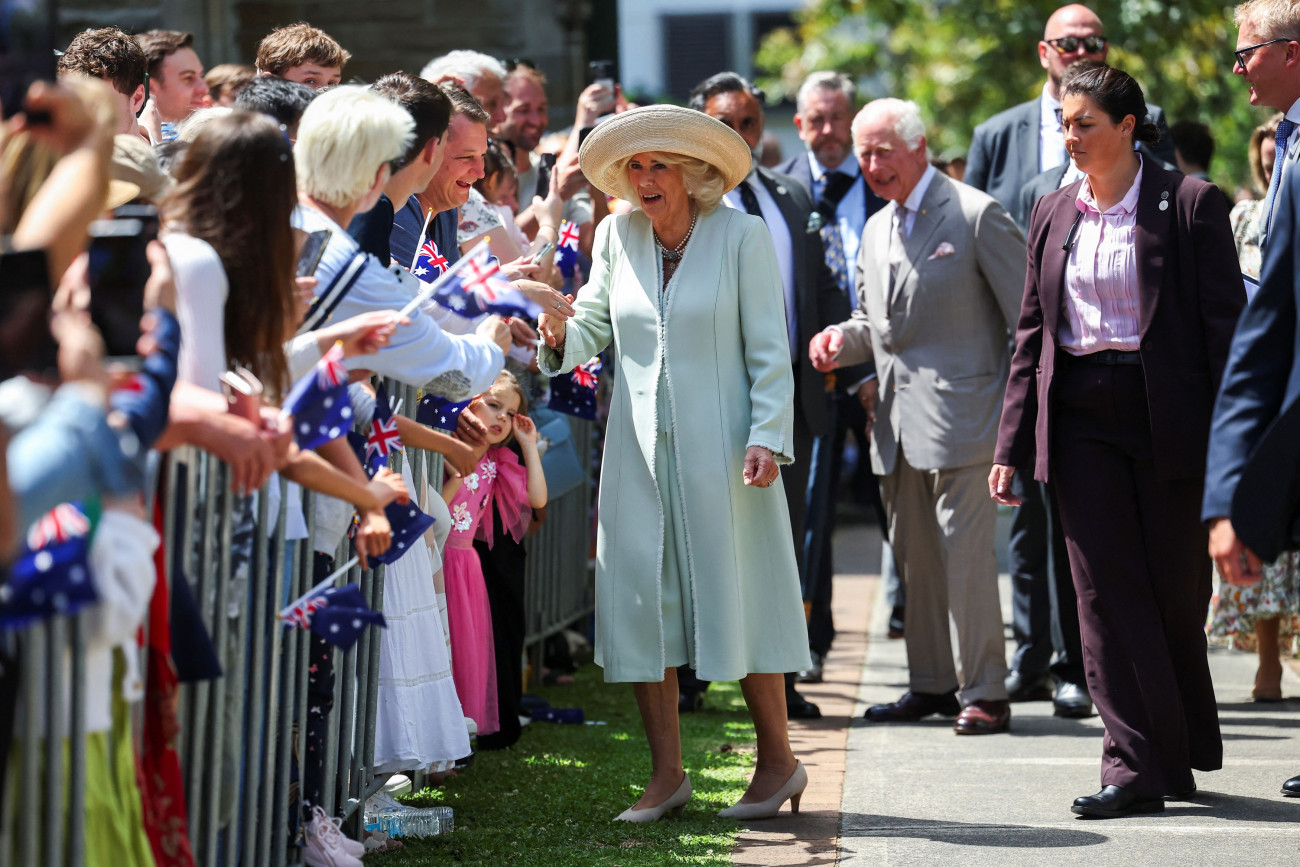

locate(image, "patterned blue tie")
[[1264, 118, 1296, 241], [817, 171, 856, 297]]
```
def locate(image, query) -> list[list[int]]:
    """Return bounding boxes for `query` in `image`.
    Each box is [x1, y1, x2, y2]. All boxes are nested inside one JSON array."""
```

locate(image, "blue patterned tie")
[[817, 171, 855, 297], [1264, 118, 1296, 240]]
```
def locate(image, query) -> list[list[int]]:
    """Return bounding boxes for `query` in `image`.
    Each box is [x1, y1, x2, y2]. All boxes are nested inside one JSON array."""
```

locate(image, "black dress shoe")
[[1005, 670, 1053, 703], [1052, 681, 1093, 718], [786, 697, 822, 719], [863, 690, 960, 722], [887, 605, 905, 639], [1165, 782, 1196, 801], [1283, 775, 1300, 797], [797, 652, 825, 684], [1071, 785, 1165, 818], [678, 690, 704, 714]]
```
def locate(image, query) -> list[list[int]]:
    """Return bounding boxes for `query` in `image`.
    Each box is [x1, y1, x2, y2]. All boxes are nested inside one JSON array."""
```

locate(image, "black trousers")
[[475, 511, 527, 751], [1051, 361, 1221, 795], [1006, 473, 1085, 687]]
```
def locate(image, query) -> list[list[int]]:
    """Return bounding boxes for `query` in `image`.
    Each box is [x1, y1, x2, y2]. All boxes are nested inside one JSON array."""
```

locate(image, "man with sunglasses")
[[1232, 0, 1300, 251], [964, 4, 1174, 726]]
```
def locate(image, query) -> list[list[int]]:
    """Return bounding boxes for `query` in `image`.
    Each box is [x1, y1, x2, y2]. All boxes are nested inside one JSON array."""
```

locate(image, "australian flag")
[[548, 356, 602, 420], [1, 502, 98, 629], [432, 242, 541, 319], [363, 382, 403, 475], [556, 220, 580, 278], [412, 238, 450, 282], [280, 581, 385, 650], [283, 343, 353, 450], [416, 393, 471, 432], [366, 500, 435, 566]]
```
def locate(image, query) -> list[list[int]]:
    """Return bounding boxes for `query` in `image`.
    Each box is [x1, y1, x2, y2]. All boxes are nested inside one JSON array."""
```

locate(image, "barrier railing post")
[[239, 489, 272, 867], [43, 616, 65, 867], [67, 612, 87, 867], [266, 479, 292, 867]]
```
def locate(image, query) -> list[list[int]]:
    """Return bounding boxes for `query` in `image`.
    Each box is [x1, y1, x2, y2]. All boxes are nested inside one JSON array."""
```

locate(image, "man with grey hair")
[[1233, 0, 1300, 249], [420, 49, 508, 129], [809, 98, 1025, 735]]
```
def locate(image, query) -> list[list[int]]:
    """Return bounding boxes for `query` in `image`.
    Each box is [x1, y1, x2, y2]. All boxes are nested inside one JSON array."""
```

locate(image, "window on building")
[[662, 13, 733, 102]]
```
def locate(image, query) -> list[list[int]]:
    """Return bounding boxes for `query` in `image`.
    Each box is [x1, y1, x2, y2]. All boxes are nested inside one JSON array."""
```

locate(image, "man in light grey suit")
[[810, 98, 1025, 734]]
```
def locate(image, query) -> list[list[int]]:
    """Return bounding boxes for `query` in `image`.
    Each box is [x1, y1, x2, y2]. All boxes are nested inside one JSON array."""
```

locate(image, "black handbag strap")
[[297, 251, 369, 336]]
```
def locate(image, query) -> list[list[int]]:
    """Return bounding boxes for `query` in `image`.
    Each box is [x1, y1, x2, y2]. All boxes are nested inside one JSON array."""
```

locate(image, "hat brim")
[[578, 105, 753, 202]]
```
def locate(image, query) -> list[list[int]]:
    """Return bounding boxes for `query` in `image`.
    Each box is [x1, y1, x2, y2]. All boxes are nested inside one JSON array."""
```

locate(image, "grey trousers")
[[880, 452, 1008, 705]]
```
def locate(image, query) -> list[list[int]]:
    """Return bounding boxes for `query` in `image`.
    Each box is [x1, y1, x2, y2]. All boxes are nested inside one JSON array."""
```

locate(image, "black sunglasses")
[[1235, 37, 1290, 72], [1046, 35, 1108, 55]]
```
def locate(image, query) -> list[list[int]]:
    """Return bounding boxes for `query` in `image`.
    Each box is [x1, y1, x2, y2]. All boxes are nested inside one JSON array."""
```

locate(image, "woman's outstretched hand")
[[742, 446, 779, 488], [538, 294, 574, 349], [988, 464, 1022, 506]]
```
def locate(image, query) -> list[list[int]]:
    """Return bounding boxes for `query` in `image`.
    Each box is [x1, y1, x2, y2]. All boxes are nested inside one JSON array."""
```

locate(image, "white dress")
[[371, 461, 471, 773]]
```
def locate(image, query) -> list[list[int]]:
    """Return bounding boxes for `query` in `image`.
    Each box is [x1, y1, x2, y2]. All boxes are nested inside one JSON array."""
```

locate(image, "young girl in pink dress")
[[442, 371, 548, 735]]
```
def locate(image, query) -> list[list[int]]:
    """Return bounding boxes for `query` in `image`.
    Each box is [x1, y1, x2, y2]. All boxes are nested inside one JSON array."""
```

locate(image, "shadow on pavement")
[[838, 813, 1109, 848]]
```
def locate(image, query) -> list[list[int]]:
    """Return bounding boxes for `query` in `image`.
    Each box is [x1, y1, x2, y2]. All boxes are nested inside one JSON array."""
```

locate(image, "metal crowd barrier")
[[3, 378, 595, 866]]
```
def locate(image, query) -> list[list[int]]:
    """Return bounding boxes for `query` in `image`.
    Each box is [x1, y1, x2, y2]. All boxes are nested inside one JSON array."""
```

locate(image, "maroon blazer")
[[994, 159, 1245, 482]]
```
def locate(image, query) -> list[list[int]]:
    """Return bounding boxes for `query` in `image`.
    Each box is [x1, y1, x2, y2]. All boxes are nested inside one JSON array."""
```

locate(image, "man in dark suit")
[[965, 3, 1173, 718], [1204, 160, 1300, 801], [682, 71, 862, 718], [777, 72, 896, 671]]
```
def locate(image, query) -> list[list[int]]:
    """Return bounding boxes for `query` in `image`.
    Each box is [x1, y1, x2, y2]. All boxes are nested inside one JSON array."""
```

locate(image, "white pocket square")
[[928, 242, 956, 260]]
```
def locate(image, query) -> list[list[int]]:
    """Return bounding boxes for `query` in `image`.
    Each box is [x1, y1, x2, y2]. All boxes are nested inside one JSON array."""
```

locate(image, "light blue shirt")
[[808, 151, 867, 287], [293, 205, 504, 399]]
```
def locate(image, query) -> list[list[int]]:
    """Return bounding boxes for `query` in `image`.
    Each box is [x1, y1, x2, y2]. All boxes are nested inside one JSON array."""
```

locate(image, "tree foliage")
[[755, 1, 1271, 189]]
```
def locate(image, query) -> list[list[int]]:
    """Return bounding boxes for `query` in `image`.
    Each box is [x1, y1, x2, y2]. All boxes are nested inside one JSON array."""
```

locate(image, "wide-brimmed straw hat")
[[579, 104, 752, 200]]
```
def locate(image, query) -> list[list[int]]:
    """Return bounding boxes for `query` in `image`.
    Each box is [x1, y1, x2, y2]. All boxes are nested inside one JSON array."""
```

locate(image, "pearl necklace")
[[655, 211, 698, 262]]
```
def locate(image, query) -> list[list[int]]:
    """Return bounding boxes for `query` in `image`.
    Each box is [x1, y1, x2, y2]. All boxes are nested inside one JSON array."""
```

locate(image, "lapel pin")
[[776, 186, 786, 195], [1159, 200, 1169, 211], [1160, 190, 1169, 199]]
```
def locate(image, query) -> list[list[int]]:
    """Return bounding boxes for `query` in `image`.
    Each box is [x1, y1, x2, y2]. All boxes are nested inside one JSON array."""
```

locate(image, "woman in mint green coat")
[[538, 106, 810, 823]]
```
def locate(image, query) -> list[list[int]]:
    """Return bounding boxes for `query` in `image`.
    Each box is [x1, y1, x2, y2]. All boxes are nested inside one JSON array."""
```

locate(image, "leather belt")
[[1070, 349, 1142, 366]]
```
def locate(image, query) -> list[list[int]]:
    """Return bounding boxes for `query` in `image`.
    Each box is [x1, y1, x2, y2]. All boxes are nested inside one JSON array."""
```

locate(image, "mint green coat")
[[539, 207, 812, 683]]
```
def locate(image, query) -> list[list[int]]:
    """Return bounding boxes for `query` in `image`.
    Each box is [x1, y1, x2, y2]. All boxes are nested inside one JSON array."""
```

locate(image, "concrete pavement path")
[[838, 535, 1300, 865]]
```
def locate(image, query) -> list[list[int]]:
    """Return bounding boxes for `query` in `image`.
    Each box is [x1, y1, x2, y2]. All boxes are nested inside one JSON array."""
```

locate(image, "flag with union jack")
[[280, 581, 385, 650], [283, 342, 353, 450], [416, 393, 471, 432], [363, 382, 403, 474], [412, 238, 450, 281], [548, 355, 602, 420], [556, 220, 581, 278], [1, 501, 98, 629], [431, 242, 541, 319]]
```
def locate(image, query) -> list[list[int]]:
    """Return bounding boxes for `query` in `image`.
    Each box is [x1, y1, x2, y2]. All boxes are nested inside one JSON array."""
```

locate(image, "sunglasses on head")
[[1046, 35, 1108, 55]]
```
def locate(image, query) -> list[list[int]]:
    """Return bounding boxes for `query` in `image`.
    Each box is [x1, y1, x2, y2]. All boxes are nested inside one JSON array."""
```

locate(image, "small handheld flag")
[[1, 502, 98, 628], [412, 238, 450, 281], [549, 356, 602, 420], [363, 382, 403, 474], [278, 556, 385, 649], [416, 393, 471, 433], [282, 343, 353, 450], [556, 220, 580, 278], [431, 242, 541, 320]]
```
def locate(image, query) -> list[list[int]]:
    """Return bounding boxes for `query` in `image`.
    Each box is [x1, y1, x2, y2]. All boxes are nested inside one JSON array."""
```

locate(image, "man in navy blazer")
[[1204, 161, 1300, 801]]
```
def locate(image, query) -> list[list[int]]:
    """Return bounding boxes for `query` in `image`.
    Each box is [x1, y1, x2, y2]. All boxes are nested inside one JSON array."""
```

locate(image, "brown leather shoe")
[[953, 699, 1010, 734]]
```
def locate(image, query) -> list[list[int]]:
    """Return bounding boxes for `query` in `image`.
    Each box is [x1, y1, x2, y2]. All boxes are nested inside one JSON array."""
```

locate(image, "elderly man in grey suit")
[[810, 98, 1026, 734]]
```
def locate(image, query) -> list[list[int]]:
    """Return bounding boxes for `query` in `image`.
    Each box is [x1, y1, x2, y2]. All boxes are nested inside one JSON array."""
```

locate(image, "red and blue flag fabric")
[[1, 501, 98, 628], [431, 243, 540, 319], [280, 578, 385, 650], [412, 238, 450, 282], [556, 220, 581, 278], [366, 501, 435, 566], [283, 343, 353, 450], [363, 382, 403, 475], [416, 393, 471, 433], [548, 356, 602, 420]]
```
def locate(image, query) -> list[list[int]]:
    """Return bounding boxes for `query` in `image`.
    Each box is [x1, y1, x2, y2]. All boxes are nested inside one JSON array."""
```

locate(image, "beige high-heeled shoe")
[[718, 761, 807, 820], [614, 774, 692, 823]]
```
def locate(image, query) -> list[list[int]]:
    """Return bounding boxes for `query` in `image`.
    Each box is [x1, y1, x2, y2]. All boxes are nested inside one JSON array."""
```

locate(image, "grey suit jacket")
[[751, 166, 860, 436], [836, 172, 1027, 475], [965, 96, 1175, 213]]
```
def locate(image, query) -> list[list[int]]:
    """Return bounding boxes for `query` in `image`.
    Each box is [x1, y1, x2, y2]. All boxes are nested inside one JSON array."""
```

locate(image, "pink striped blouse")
[[1058, 161, 1143, 355]]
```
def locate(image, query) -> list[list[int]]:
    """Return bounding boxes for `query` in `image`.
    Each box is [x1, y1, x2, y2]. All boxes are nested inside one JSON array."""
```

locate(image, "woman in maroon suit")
[[989, 64, 1245, 818]]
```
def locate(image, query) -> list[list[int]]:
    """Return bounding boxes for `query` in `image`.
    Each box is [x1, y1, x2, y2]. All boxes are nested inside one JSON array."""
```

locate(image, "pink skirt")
[[442, 545, 499, 735]]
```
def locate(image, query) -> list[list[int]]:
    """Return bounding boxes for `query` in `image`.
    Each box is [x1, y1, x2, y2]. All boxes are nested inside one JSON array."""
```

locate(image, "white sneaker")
[[383, 773, 413, 797], [365, 789, 411, 817], [304, 806, 364, 865]]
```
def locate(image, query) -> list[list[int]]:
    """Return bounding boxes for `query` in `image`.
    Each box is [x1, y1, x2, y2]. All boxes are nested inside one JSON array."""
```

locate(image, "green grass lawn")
[[370, 665, 756, 866]]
